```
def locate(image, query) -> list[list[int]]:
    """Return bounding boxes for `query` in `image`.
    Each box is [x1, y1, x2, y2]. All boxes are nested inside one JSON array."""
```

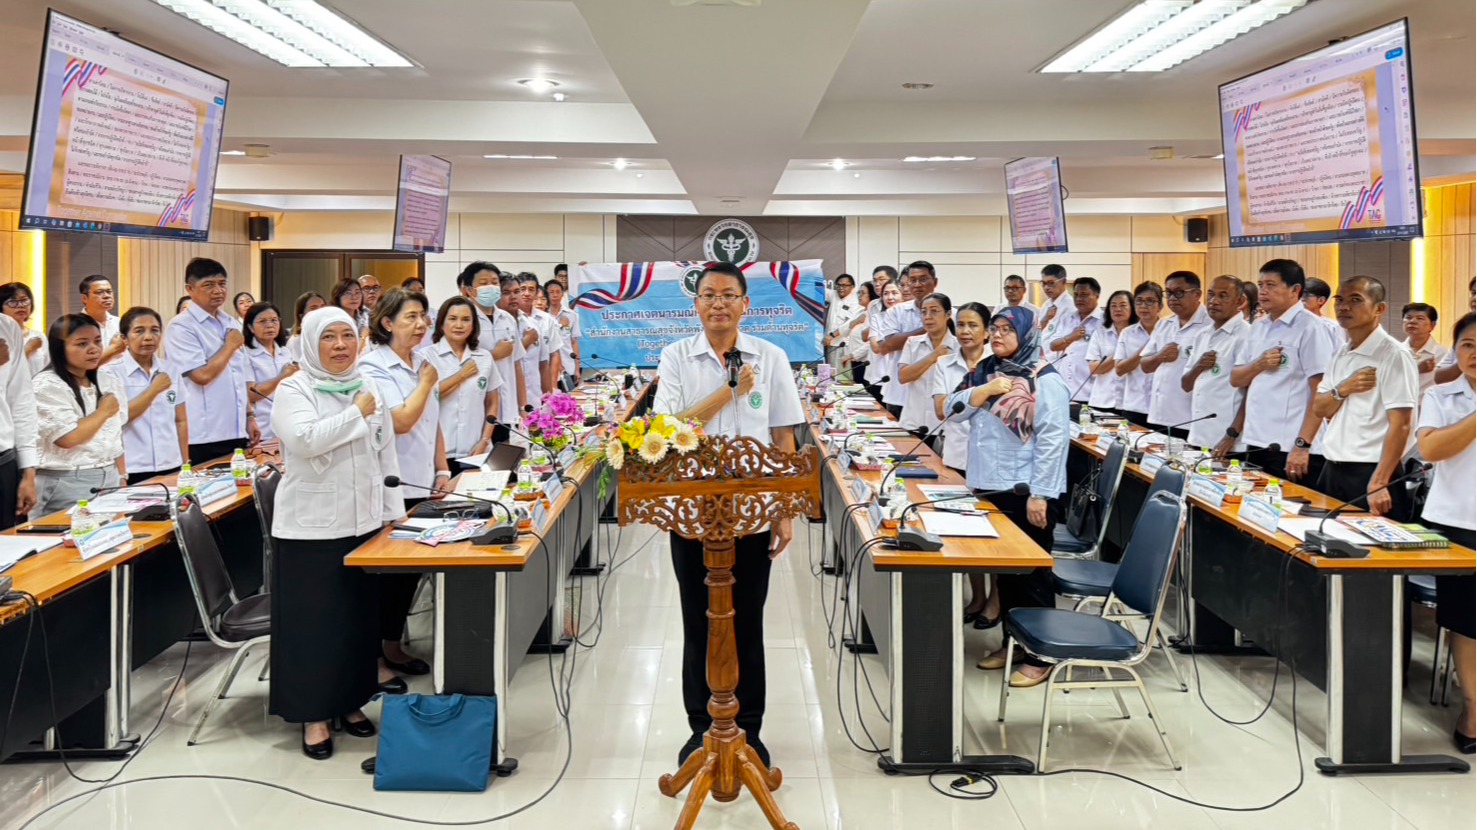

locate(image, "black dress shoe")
[[379, 676, 409, 695], [342, 716, 377, 738], [963, 609, 982, 625], [382, 654, 431, 676], [973, 614, 1001, 630], [676, 733, 704, 767], [1456, 727, 1475, 755], [301, 726, 333, 760]]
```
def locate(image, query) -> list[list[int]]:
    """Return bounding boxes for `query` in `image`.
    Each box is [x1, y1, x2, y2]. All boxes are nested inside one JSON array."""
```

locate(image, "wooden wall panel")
[[118, 207, 254, 323], [1414, 182, 1476, 332], [1131, 253, 1209, 288], [1205, 213, 1340, 286]]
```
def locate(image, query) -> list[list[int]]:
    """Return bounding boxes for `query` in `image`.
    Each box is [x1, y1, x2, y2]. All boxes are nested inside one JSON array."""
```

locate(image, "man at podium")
[[652, 262, 805, 769]]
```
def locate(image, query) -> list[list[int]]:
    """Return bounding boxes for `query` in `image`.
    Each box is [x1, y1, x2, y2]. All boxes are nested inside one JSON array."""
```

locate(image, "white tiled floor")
[[1, 520, 1471, 829]]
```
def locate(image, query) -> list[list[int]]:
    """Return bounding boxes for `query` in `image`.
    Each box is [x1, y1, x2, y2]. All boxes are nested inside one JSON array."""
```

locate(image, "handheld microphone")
[[89, 482, 172, 521], [877, 402, 964, 496], [1128, 412, 1217, 463], [893, 481, 1031, 551], [1304, 463, 1432, 559], [725, 348, 743, 389], [383, 475, 519, 545]]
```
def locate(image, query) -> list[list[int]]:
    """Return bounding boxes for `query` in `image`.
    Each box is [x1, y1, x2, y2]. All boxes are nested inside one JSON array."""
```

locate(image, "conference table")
[[1068, 427, 1475, 776], [0, 447, 273, 762], [344, 377, 654, 775], [798, 389, 1054, 774]]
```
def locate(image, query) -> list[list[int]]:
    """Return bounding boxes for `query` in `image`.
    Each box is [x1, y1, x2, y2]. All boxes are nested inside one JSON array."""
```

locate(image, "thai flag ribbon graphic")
[[573, 262, 656, 310]]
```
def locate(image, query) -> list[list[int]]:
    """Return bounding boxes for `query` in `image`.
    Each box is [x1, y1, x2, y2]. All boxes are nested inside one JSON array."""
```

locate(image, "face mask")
[[475, 285, 501, 307]]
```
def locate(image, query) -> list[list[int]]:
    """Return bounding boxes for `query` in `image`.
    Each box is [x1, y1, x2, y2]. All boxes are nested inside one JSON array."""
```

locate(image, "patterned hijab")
[[955, 305, 1056, 442]]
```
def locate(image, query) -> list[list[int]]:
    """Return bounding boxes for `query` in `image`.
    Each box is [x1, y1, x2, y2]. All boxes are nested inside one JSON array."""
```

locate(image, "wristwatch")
[[1293, 437, 1312, 449], [1330, 386, 1345, 403], [1224, 426, 1240, 439]]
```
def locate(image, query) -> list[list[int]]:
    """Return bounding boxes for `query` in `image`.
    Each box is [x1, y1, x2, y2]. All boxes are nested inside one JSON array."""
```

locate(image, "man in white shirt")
[[1231, 259, 1335, 484], [1002, 274, 1040, 319], [1311, 277, 1419, 517], [0, 314, 39, 527], [1434, 277, 1476, 385], [1303, 277, 1347, 348], [164, 257, 259, 465], [79, 274, 124, 364], [440, 262, 525, 423], [358, 274, 383, 319], [1139, 271, 1212, 432], [823, 274, 859, 367], [652, 262, 804, 771], [1037, 264, 1073, 338], [865, 266, 896, 321], [1046, 277, 1102, 402], [872, 262, 935, 417], [1180, 275, 1250, 457], [518, 273, 564, 392], [1401, 302, 1449, 401], [513, 273, 558, 400]]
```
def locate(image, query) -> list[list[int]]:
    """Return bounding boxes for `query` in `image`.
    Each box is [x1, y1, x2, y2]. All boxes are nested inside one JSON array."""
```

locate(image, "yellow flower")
[[619, 419, 645, 451], [605, 437, 625, 471], [671, 423, 699, 454], [637, 432, 669, 464], [649, 414, 678, 440]]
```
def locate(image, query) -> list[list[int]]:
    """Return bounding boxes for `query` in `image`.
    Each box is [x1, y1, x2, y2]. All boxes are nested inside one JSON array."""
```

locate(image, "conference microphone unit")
[[876, 402, 963, 499], [89, 482, 172, 521], [383, 475, 519, 545], [1128, 412, 1217, 464], [893, 482, 1030, 552], [587, 353, 641, 389], [725, 347, 743, 388], [484, 416, 577, 461], [1177, 443, 1275, 475], [1304, 463, 1433, 559]]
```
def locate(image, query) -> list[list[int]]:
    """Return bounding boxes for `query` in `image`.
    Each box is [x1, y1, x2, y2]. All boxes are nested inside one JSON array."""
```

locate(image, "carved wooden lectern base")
[[619, 437, 821, 830]]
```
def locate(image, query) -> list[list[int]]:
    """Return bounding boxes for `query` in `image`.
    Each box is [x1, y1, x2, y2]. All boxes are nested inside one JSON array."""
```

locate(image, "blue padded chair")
[[1052, 439, 1127, 560], [1408, 575, 1452, 706], [1051, 465, 1188, 691], [998, 490, 1187, 773]]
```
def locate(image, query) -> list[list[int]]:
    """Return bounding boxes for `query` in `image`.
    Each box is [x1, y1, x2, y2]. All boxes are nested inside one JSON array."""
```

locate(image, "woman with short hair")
[[244, 302, 297, 442]]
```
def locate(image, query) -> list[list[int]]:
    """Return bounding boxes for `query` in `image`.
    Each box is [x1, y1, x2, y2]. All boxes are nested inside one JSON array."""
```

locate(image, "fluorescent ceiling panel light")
[[150, 0, 413, 67], [518, 78, 561, 93], [1041, 0, 1304, 73], [484, 154, 558, 160], [902, 156, 977, 162], [827, 160, 850, 170], [220, 150, 247, 155], [610, 159, 630, 170]]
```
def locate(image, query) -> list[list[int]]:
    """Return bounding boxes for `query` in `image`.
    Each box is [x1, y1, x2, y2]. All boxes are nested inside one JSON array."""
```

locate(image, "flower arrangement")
[[521, 392, 584, 450], [581, 412, 704, 498]]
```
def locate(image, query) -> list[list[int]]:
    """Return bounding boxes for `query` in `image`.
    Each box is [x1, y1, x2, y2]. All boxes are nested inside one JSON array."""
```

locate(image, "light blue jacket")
[[945, 372, 1070, 499]]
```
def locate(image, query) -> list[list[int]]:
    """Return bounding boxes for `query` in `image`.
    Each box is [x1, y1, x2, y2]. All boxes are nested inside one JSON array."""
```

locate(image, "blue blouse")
[[945, 371, 1070, 499]]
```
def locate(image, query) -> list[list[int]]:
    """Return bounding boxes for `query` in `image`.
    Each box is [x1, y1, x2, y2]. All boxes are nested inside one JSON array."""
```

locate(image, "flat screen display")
[[20, 10, 228, 241], [1004, 157, 1069, 254], [392, 154, 452, 253], [1218, 19, 1421, 247]]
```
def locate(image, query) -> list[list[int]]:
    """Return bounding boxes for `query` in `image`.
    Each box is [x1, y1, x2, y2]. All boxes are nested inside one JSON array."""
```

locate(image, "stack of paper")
[[0, 535, 64, 571], [919, 512, 999, 538]]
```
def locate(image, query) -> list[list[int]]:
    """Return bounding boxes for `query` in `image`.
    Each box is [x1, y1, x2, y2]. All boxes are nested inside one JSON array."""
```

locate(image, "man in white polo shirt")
[[823, 273, 859, 368], [1003, 274, 1040, 319], [652, 262, 804, 773], [1231, 259, 1335, 483], [1037, 264, 1073, 341], [1401, 302, 1449, 401], [1139, 271, 1212, 433], [872, 261, 935, 418], [1046, 277, 1103, 403], [1181, 275, 1251, 458], [1311, 276, 1419, 517], [79, 274, 124, 364], [164, 257, 258, 465]]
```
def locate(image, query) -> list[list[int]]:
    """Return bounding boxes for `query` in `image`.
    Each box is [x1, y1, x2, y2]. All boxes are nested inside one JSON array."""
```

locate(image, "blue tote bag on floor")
[[373, 693, 496, 792]]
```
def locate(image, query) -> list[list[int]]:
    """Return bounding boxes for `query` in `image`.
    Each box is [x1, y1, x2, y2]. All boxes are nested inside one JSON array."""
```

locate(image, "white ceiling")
[[0, 0, 1471, 216]]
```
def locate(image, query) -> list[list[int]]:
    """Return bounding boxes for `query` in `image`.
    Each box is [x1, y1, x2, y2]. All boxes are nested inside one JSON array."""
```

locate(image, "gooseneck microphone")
[[89, 482, 173, 521], [894, 481, 1031, 551], [1304, 462, 1433, 558], [383, 475, 519, 544], [1127, 412, 1218, 463], [876, 401, 965, 497]]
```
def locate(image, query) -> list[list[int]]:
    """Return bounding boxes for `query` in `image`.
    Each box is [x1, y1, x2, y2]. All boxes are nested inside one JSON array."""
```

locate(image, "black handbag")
[[1064, 465, 1102, 541]]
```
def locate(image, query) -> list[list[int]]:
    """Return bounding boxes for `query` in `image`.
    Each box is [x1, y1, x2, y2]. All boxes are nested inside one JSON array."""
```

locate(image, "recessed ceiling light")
[[518, 78, 561, 93], [827, 159, 850, 170], [853, 172, 862, 178], [149, 0, 414, 67], [220, 150, 246, 156], [635, 173, 644, 179], [610, 159, 630, 170], [901, 82, 934, 90], [1040, 0, 1308, 74], [484, 154, 559, 160], [551, 92, 566, 102], [902, 155, 977, 163]]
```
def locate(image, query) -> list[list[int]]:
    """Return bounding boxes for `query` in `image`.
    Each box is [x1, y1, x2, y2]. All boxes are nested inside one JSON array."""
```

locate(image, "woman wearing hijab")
[[269, 307, 403, 760], [946, 305, 1069, 687]]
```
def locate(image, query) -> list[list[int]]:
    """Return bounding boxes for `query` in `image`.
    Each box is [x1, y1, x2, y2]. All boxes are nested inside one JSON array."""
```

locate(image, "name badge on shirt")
[[1186, 475, 1227, 509], [1237, 494, 1281, 535]]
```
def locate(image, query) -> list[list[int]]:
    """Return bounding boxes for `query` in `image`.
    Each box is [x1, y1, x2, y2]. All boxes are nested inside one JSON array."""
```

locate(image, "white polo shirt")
[[359, 345, 441, 499], [899, 332, 958, 433], [1142, 304, 1212, 427], [517, 311, 549, 400], [89, 312, 120, 347], [1182, 315, 1250, 451], [1403, 336, 1450, 401], [1085, 326, 1125, 410], [1317, 326, 1419, 463], [931, 350, 974, 472], [1051, 309, 1103, 403], [491, 307, 525, 422], [1233, 304, 1335, 451], [826, 293, 861, 338], [22, 327, 47, 378], [102, 353, 183, 474], [1113, 322, 1155, 415], [1006, 300, 1041, 322], [1417, 379, 1475, 530], [878, 302, 923, 406], [553, 307, 579, 377], [1040, 292, 1073, 341], [1313, 312, 1346, 349], [164, 303, 250, 445], [245, 343, 294, 442], [417, 340, 501, 458], [653, 331, 804, 445]]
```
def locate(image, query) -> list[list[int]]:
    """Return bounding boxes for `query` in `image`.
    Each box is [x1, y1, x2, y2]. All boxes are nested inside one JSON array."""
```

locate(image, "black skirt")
[[1427, 520, 1476, 639], [269, 531, 380, 723]]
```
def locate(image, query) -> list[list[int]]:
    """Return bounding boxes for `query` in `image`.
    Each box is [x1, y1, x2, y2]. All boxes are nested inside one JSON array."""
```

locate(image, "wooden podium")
[[618, 436, 822, 830]]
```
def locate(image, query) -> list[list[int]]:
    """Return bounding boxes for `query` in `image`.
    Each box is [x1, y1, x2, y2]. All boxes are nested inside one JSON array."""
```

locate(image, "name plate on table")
[[866, 501, 883, 535], [849, 477, 871, 503], [1139, 454, 1165, 478], [542, 476, 565, 503], [76, 518, 133, 561], [1237, 494, 1281, 534], [1069, 423, 1082, 439], [530, 501, 549, 533], [1186, 475, 1227, 509], [1094, 434, 1115, 451], [835, 451, 852, 472], [558, 447, 576, 468]]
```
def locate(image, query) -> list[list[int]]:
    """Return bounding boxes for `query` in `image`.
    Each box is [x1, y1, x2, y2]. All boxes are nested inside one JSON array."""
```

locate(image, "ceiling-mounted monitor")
[[1005, 157, 1069, 254], [392, 154, 452, 253], [1219, 19, 1421, 247], [20, 9, 229, 241]]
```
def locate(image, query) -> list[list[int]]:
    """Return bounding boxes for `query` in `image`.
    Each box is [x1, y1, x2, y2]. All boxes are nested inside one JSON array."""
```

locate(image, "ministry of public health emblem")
[[703, 219, 759, 266], [679, 265, 705, 298], [166, 391, 176, 404], [477, 376, 488, 390]]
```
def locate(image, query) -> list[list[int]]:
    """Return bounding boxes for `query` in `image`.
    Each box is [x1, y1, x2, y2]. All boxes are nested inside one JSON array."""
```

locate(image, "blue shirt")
[[946, 370, 1070, 499], [163, 303, 250, 444]]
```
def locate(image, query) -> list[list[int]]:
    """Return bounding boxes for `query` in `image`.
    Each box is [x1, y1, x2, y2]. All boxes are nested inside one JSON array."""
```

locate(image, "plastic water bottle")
[[231, 449, 250, 485], [177, 463, 196, 497], [71, 500, 95, 539], [1116, 420, 1131, 443], [1226, 459, 1243, 491], [1195, 450, 1214, 477], [1079, 407, 1092, 429], [1264, 478, 1283, 511], [517, 459, 535, 492]]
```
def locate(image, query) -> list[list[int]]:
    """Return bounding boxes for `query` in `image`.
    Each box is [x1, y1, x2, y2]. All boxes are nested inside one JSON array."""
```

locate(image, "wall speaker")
[[1185, 217, 1208, 243], [248, 215, 273, 242]]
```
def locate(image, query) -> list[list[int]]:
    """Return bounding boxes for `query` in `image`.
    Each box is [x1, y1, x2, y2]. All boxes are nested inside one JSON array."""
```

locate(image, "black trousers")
[[989, 491, 1061, 667], [127, 468, 180, 487], [188, 438, 249, 467], [1317, 459, 1412, 523], [1119, 409, 1150, 429], [1429, 521, 1477, 638], [884, 403, 903, 419], [671, 530, 773, 740], [0, 451, 19, 531], [1247, 446, 1326, 490]]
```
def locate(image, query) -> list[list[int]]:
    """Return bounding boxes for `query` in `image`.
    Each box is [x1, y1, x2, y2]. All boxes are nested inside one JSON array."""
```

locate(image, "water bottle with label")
[[177, 463, 196, 497], [1079, 407, 1092, 429], [1195, 450, 1214, 477], [1116, 420, 1131, 443], [1226, 459, 1243, 492], [517, 459, 535, 492], [71, 500, 95, 540], [1263, 478, 1283, 511], [231, 449, 250, 485]]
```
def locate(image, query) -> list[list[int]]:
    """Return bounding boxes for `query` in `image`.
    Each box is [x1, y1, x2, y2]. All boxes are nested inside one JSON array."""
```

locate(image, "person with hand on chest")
[[873, 261, 938, 418], [79, 274, 124, 365], [652, 263, 805, 772], [1036, 264, 1072, 339], [102, 307, 188, 485], [1138, 271, 1212, 433], [164, 258, 259, 465], [1181, 275, 1252, 459], [1047, 277, 1103, 402], [824, 274, 860, 367], [1400, 303, 1448, 402]]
